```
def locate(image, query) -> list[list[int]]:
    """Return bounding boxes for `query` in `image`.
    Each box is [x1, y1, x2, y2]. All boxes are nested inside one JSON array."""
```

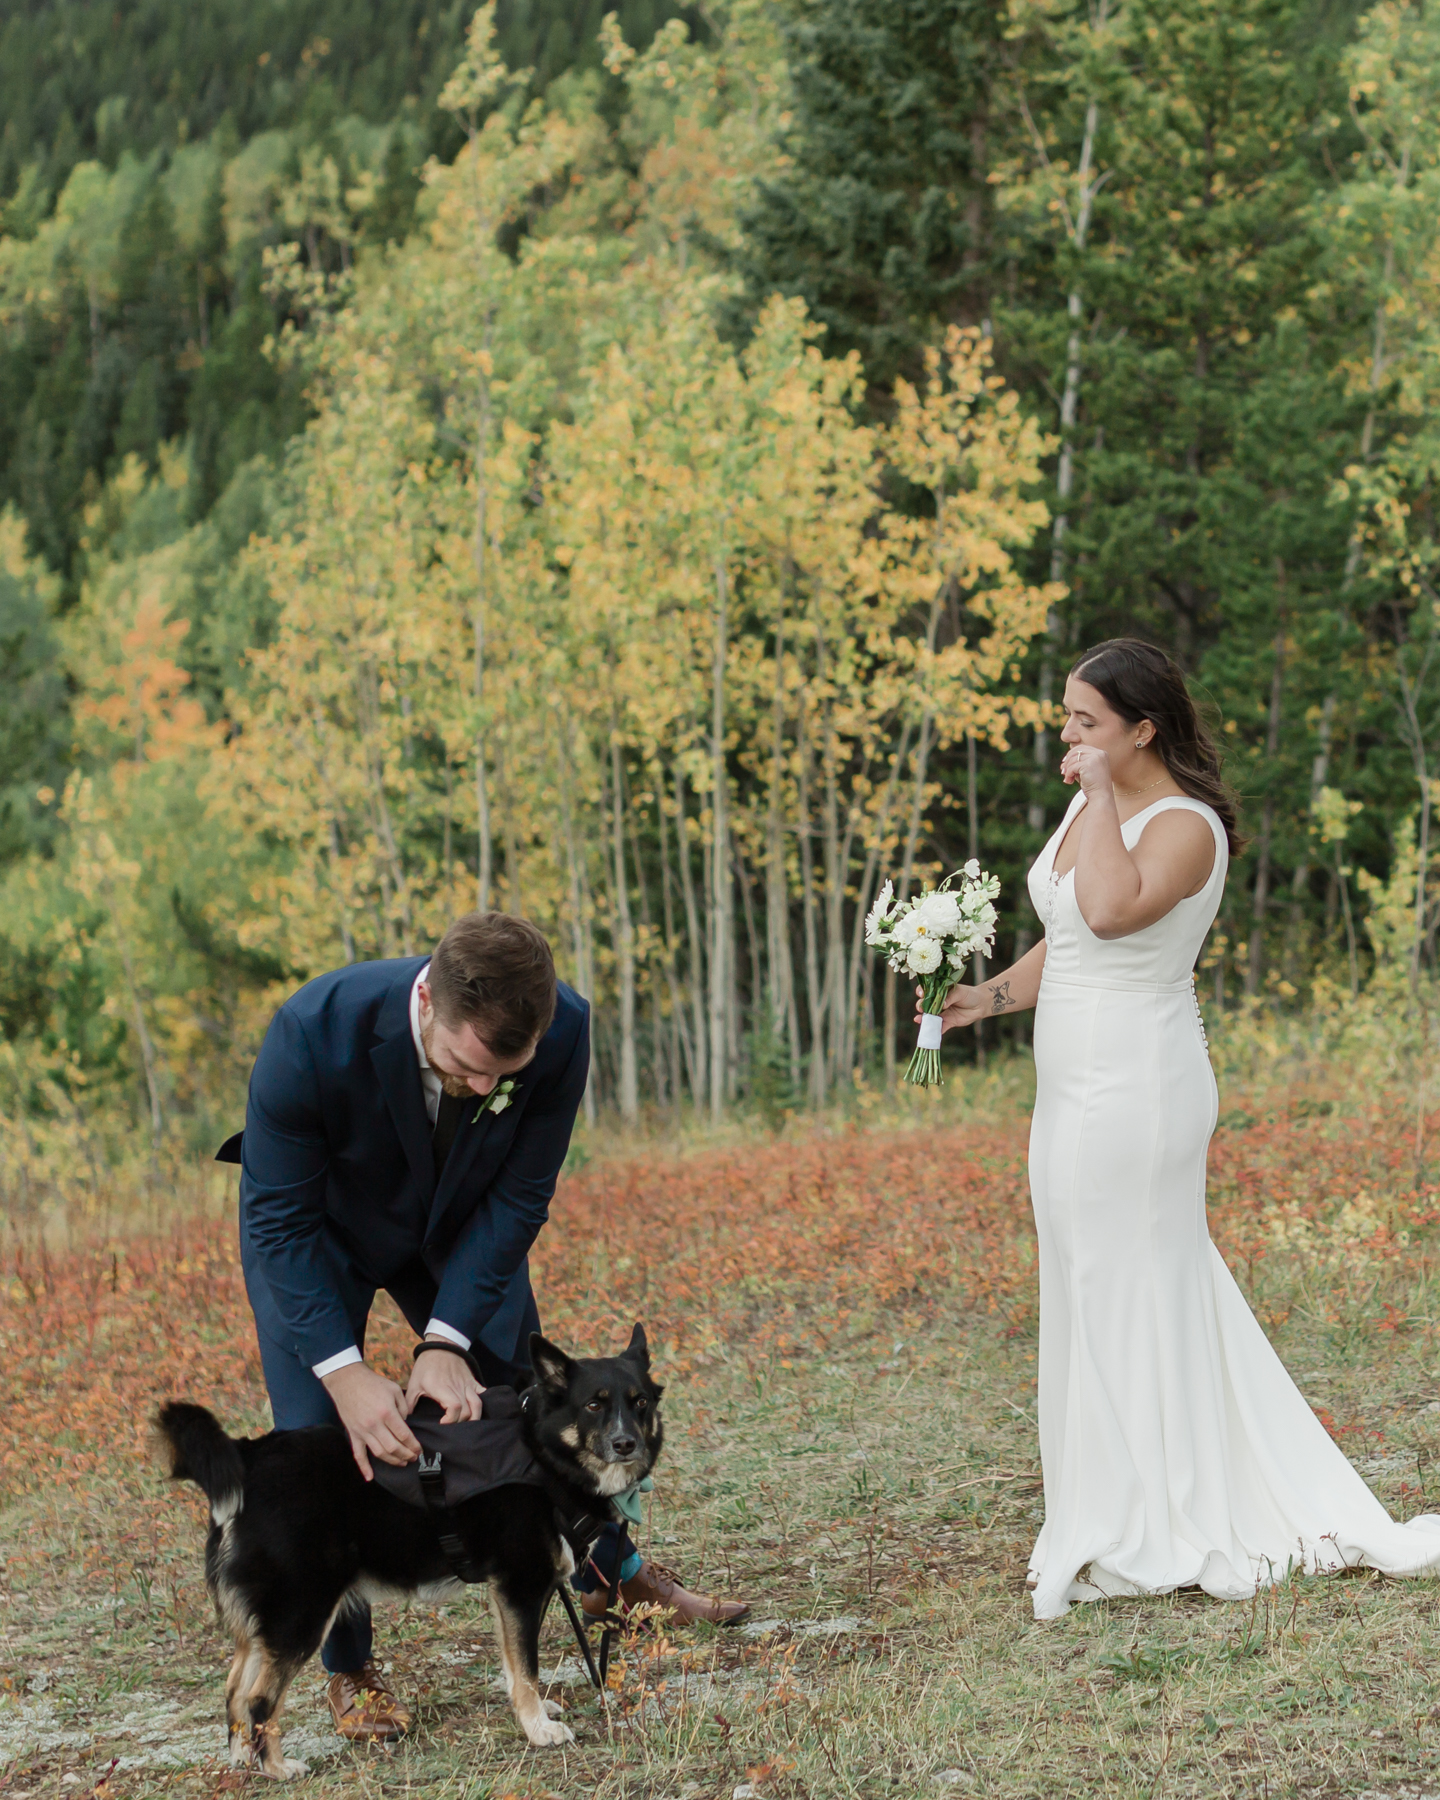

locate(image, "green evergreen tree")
[[732, 0, 1008, 388]]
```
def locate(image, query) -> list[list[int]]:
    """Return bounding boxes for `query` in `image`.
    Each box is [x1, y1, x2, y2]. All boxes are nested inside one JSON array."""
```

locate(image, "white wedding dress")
[[1024, 790, 1440, 1621]]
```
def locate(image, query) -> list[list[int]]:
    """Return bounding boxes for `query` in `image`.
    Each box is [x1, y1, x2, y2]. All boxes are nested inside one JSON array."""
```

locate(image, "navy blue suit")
[[235, 955, 590, 1670]]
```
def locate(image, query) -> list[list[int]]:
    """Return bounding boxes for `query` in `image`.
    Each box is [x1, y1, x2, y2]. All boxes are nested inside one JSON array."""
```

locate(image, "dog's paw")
[[542, 1697, 564, 1719], [524, 1714, 575, 1748], [265, 1757, 310, 1781]]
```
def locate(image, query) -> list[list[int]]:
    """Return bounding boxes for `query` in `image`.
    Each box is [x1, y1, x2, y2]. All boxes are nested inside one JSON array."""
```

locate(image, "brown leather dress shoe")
[[326, 1661, 413, 1741], [582, 1559, 750, 1626]]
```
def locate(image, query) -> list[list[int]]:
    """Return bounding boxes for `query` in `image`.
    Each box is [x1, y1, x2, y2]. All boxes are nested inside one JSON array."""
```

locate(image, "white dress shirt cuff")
[[424, 1318, 472, 1351], [312, 1345, 362, 1379]]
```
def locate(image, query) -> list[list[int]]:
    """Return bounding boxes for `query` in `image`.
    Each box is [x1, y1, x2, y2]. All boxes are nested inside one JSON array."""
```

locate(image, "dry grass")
[[4, 1061, 1440, 1799]]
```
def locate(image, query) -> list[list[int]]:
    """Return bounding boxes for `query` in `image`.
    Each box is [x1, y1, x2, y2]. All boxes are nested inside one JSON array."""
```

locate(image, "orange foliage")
[[4, 1101, 1438, 1507]]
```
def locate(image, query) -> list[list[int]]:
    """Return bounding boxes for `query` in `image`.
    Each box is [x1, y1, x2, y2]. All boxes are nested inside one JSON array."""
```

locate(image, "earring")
[[1135, 739, 1144, 749]]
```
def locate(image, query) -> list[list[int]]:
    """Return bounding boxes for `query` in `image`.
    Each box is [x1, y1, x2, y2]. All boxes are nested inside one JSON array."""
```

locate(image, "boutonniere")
[[473, 1079, 518, 1125]]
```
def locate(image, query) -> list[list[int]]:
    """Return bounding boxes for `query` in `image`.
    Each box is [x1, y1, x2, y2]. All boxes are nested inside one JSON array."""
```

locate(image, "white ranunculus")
[[864, 879, 896, 945], [915, 889, 962, 935], [891, 910, 921, 947], [908, 937, 943, 975]]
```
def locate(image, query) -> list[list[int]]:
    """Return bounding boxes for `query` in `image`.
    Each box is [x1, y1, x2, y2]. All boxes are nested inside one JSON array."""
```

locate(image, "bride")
[[931, 637, 1440, 1620]]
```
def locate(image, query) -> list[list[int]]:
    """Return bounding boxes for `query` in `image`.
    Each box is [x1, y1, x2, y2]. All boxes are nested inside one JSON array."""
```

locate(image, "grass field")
[[5, 1062, 1440, 1799]]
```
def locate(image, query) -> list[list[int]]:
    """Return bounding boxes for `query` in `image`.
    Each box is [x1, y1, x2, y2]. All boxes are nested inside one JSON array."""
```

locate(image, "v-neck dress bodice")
[[1022, 789, 1440, 1619]]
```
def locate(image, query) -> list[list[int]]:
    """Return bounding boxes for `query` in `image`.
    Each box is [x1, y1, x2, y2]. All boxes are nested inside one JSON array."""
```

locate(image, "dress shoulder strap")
[[1125, 795, 1228, 879]]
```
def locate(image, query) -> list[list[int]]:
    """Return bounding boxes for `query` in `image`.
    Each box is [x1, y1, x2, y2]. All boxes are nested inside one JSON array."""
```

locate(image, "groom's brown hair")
[[428, 912, 557, 1056]]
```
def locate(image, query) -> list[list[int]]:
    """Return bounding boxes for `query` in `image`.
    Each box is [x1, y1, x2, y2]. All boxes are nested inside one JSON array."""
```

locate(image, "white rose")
[[489, 1091, 511, 1114], [907, 937, 943, 975], [915, 890, 961, 935]]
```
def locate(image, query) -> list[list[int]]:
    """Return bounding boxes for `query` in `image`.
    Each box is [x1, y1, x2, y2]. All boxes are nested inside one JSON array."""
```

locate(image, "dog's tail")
[[154, 1401, 245, 1525]]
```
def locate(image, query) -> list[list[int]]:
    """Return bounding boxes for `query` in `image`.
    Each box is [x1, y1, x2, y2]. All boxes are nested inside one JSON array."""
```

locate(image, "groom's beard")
[[420, 1017, 475, 1099]]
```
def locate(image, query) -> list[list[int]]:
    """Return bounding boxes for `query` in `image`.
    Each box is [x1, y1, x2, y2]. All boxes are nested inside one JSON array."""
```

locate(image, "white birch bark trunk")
[[1027, 9, 1108, 837], [608, 730, 639, 1120], [708, 555, 730, 1122]]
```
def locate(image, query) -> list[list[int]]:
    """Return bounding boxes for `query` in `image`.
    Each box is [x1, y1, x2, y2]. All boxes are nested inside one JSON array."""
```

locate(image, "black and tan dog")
[[155, 1326, 663, 1778]]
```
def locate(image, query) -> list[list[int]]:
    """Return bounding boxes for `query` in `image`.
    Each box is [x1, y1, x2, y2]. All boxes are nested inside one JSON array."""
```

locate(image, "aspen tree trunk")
[[797, 706, 826, 1107], [736, 846, 763, 1048], [1396, 649, 1435, 993], [608, 729, 639, 1120], [359, 677, 415, 954], [820, 708, 845, 1094], [897, 716, 935, 909], [327, 815, 356, 963], [498, 736, 523, 914], [627, 777, 662, 1091], [472, 344, 495, 912], [1285, 693, 1334, 972], [1336, 845, 1361, 997], [1245, 619, 1286, 996], [556, 716, 596, 1124], [708, 555, 731, 1122], [1027, 11, 1107, 841], [968, 728, 987, 1069], [675, 766, 708, 1106], [766, 610, 799, 1083], [808, 619, 847, 1093], [846, 720, 913, 1081], [442, 756, 454, 880], [895, 593, 945, 918], [658, 779, 700, 1101], [370, 788, 415, 955]]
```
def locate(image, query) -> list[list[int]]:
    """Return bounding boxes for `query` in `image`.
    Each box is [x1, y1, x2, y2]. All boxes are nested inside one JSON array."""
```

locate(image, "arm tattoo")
[[988, 981, 1014, 1014]]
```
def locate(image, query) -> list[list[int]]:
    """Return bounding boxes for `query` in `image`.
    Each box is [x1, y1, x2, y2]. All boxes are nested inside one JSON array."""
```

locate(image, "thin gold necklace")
[[1114, 770, 1169, 797]]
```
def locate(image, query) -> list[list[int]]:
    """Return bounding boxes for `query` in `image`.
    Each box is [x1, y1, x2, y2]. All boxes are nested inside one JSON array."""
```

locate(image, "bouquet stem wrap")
[[864, 862, 1001, 1089], [908, 1007, 946, 1087]]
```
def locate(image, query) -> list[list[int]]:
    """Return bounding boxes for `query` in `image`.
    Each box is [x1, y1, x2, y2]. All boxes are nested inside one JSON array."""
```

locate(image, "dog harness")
[[371, 1384, 621, 1689], [372, 1386, 612, 1564]]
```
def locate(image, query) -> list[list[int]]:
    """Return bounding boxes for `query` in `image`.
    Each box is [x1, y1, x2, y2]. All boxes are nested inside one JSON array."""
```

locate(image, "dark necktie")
[[432, 1090, 466, 1179]]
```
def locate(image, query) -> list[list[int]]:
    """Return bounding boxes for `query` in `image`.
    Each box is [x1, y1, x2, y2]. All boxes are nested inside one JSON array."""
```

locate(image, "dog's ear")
[[529, 1333, 576, 1395], [624, 1321, 650, 1369]]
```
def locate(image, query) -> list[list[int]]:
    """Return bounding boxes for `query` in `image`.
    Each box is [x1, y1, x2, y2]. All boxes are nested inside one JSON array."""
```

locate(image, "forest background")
[[3, 0, 1439, 1179]]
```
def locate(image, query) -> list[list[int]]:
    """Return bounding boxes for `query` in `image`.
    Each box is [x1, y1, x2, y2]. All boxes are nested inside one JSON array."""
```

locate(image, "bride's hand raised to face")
[[1059, 743, 1114, 794], [914, 983, 988, 1034]]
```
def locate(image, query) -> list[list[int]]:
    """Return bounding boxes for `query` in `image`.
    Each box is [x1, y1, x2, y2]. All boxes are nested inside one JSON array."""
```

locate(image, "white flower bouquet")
[[865, 861, 1001, 1087]]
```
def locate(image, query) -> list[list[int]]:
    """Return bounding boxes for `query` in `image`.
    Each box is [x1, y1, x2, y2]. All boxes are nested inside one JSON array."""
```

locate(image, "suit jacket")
[[236, 956, 590, 1369]]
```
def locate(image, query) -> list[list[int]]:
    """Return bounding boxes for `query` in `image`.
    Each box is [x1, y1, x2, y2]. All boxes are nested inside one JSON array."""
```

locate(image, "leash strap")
[[598, 1563, 621, 1686], [552, 1581, 605, 1691]]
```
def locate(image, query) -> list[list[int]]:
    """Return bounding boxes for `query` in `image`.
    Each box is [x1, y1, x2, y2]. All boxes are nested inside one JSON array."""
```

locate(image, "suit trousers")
[[251, 1255, 632, 1672]]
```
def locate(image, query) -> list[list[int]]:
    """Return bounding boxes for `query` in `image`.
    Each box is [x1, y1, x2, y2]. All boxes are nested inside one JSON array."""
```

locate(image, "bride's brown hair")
[[1070, 638, 1244, 855]]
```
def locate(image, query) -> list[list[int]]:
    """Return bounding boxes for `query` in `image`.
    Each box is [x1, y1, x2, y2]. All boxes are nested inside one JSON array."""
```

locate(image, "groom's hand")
[[321, 1361, 422, 1481], [405, 1342, 485, 1426]]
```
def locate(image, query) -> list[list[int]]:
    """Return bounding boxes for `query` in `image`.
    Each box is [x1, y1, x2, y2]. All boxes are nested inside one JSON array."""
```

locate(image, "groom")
[[224, 911, 744, 1746]]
